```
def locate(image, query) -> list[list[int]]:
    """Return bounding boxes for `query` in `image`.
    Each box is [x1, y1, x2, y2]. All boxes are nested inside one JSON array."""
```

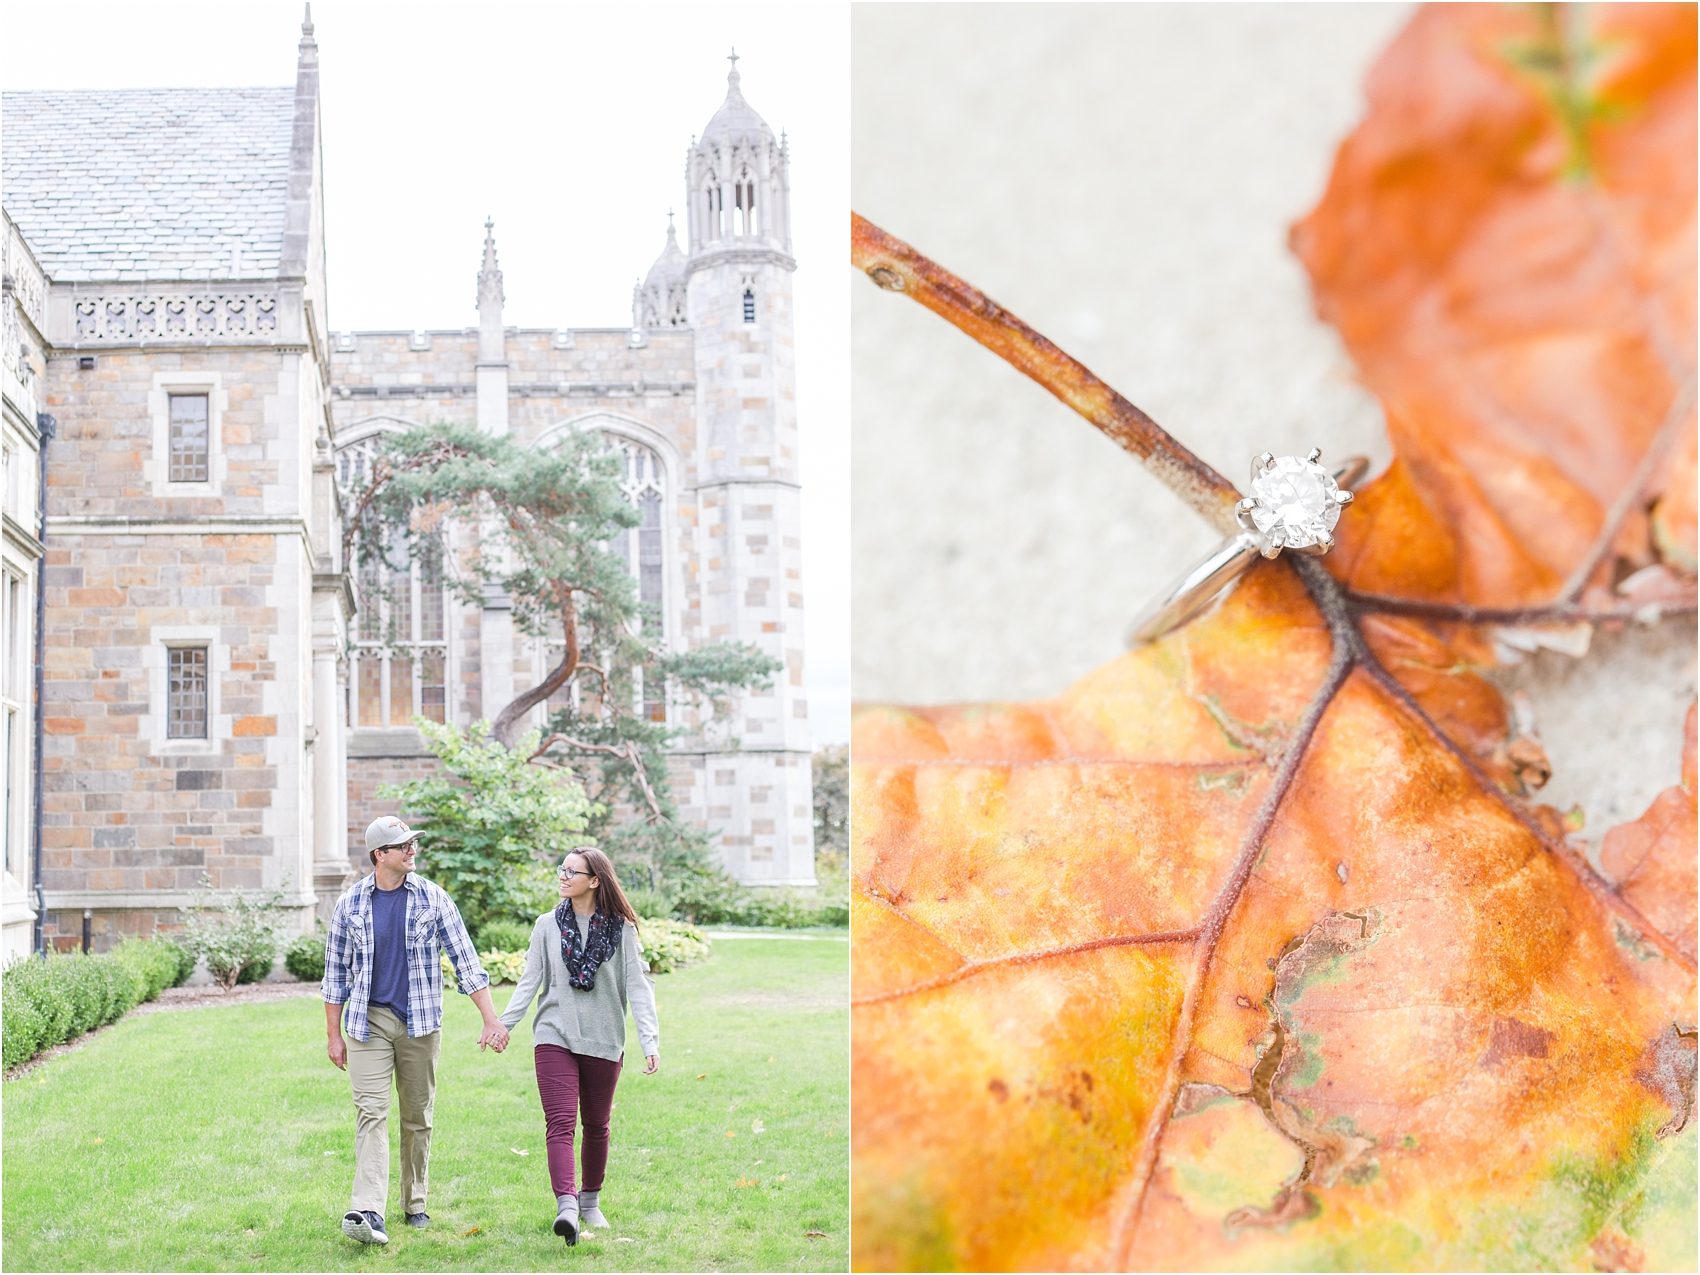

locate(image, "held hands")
[[643, 1054, 659, 1075], [479, 1022, 511, 1054]]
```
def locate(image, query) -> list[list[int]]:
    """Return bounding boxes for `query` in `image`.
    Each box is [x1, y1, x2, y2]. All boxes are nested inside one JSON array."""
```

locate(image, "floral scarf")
[[555, 902, 623, 991]]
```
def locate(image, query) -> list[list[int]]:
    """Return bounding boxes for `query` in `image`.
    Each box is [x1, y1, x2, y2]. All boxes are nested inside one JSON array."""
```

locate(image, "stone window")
[[2, 572, 23, 883], [148, 372, 223, 495], [340, 427, 450, 733], [734, 169, 758, 236], [352, 541, 449, 729], [743, 289, 756, 324], [605, 437, 668, 723], [166, 647, 209, 739], [703, 181, 724, 241], [168, 395, 210, 482]]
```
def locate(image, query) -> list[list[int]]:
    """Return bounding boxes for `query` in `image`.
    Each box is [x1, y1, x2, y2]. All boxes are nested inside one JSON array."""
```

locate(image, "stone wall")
[[345, 751, 442, 873], [39, 344, 322, 921]]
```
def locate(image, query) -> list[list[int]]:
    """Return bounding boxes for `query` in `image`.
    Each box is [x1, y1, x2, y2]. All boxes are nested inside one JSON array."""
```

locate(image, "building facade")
[[1, 18, 813, 952]]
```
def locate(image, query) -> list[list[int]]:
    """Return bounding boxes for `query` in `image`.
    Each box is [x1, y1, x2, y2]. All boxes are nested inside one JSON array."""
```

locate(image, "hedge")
[[439, 917, 711, 989], [1, 938, 190, 1072]]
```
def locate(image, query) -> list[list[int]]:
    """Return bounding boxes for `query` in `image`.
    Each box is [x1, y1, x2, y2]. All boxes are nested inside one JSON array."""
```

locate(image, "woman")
[[499, 846, 660, 1245]]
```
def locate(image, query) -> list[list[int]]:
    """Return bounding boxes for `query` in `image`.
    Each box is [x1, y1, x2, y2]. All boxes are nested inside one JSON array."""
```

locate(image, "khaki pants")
[[347, 1007, 440, 1216]]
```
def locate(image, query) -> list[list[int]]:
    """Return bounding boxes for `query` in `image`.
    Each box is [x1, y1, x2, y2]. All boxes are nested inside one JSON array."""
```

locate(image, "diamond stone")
[[1249, 455, 1341, 548]]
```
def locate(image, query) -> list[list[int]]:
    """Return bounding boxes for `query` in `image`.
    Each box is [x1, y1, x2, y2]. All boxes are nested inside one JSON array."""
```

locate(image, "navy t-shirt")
[[369, 882, 411, 1027]]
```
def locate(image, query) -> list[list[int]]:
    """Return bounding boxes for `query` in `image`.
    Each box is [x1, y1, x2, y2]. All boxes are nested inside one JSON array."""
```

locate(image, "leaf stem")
[[851, 213, 1244, 534]]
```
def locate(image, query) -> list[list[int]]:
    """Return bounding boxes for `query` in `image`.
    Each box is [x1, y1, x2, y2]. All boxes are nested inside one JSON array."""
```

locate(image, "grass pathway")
[[2, 936, 847, 1271]]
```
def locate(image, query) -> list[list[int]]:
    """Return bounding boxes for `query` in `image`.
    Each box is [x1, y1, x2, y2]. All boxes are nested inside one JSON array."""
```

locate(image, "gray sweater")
[[498, 910, 660, 1062]]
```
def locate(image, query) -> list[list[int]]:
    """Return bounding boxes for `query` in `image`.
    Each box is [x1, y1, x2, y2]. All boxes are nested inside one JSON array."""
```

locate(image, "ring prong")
[[1236, 497, 1257, 513], [1307, 446, 1322, 463], [1260, 542, 1282, 560], [1335, 489, 1354, 505], [1252, 452, 1275, 483], [1316, 530, 1334, 550]]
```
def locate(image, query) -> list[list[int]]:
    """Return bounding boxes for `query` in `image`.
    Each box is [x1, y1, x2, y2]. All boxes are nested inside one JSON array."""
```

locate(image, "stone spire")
[[474, 219, 509, 435], [280, 2, 321, 281], [686, 54, 791, 257], [476, 217, 504, 364]]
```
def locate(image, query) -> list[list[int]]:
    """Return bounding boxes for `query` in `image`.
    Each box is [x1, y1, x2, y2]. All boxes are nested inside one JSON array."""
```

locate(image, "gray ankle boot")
[[553, 1193, 579, 1246], [578, 1188, 609, 1230]]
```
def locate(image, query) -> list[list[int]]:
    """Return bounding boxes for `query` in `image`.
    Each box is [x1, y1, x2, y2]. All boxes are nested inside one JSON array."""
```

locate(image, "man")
[[322, 815, 511, 1245]]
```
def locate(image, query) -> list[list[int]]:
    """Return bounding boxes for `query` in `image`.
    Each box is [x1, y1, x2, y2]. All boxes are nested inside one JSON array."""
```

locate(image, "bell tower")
[[684, 53, 813, 886]]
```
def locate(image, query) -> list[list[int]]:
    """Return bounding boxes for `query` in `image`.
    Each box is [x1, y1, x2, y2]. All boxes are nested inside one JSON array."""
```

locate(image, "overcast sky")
[[2, 0, 851, 745]]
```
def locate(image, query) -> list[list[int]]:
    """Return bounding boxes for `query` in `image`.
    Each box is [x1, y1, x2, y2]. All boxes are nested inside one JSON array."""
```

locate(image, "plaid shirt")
[[321, 872, 489, 1041]]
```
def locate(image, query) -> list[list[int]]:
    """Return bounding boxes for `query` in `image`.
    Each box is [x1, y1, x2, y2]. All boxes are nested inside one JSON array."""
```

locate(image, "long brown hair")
[[565, 846, 640, 926]]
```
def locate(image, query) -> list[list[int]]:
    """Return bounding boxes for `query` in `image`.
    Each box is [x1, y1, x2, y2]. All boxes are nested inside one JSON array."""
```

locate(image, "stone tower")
[[681, 53, 813, 886]]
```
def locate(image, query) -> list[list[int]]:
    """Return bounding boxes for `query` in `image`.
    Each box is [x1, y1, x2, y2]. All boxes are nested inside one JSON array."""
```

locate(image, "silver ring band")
[[1126, 455, 1368, 647]]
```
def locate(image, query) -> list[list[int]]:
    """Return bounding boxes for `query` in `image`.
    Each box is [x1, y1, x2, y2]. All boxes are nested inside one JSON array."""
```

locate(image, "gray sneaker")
[[404, 1213, 429, 1229], [342, 1211, 389, 1245]]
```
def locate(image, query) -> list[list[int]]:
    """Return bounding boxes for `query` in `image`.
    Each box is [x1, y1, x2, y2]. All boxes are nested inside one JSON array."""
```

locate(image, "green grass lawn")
[[2, 935, 848, 1272]]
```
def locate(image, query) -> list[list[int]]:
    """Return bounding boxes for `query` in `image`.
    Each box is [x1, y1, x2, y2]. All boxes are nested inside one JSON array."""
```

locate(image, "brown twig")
[[529, 734, 668, 823], [852, 213, 1244, 535]]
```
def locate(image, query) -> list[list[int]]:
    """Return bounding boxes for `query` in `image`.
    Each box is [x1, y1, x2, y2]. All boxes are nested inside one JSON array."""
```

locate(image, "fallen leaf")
[[805, 1230, 827, 1239], [1601, 702, 1699, 963], [616, 1236, 635, 1243], [848, 5, 1698, 1271], [509, 1147, 528, 1157], [751, 1118, 766, 1134], [461, 1227, 481, 1237], [724, 1130, 736, 1139], [734, 1177, 759, 1188], [695, 1073, 707, 1080], [1292, 3, 1698, 610], [91, 1138, 103, 1145]]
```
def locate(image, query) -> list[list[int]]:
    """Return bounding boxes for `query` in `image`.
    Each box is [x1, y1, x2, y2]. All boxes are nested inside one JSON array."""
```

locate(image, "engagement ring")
[[1126, 449, 1366, 646]]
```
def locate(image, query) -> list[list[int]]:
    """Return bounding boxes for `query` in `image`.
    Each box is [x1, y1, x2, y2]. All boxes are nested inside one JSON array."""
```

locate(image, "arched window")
[[604, 435, 667, 722], [336, 428, 449, 730], [734, 167, 758, 236], [703, 181, 723, 241]]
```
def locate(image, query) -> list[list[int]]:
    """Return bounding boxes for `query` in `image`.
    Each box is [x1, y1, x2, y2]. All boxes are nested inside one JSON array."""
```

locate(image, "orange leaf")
[[1292, 3, 1697, 608], [853, 570, 1696, 1271], [1602, 702, 1699, 964]]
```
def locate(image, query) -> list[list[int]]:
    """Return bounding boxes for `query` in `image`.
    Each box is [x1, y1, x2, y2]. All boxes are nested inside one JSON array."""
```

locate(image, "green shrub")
[[475, 919, 533, 954], [183, 880, 287, 990], [637, 916, 711, 974], [110, 939, 181, 1003], [2, 975, 46, 1071], [1, 950, 145, 1071], [441, 948, 528, 988], [670, 880, 849, 930], [283, 931, 326, 983], [154, 936, 197, 987]]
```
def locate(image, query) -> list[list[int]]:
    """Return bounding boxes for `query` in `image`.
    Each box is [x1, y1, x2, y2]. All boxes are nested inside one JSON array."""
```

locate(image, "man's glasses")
[[380, 840, 418, 856]]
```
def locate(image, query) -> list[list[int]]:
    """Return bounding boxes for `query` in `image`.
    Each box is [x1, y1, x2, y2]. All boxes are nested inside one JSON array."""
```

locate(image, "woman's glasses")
[[558, 868, 593, 881]]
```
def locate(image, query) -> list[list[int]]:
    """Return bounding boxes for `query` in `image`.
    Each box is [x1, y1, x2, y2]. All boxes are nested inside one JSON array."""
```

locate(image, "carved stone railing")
[[68, 290, 280, 342], [2, 213, 47, 331]]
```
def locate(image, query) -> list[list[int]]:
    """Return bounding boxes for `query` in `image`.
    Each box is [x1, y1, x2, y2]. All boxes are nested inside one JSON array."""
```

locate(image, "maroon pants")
[[534, 1044, 622, 1196]]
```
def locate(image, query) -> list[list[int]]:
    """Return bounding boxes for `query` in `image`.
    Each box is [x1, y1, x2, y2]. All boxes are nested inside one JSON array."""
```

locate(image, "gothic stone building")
[[1, 17, 814, 953]]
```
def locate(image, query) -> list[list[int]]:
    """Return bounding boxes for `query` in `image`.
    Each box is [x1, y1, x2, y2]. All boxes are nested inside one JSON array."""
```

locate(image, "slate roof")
[[1, 87, 295, 282]]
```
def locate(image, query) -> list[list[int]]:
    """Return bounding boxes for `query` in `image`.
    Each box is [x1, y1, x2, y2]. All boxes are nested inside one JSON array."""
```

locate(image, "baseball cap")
[[365, 816, 419, 854]]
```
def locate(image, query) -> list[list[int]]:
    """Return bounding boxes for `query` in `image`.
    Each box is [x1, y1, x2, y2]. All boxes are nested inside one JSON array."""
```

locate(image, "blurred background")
[[851, 3, 1695, 849]]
